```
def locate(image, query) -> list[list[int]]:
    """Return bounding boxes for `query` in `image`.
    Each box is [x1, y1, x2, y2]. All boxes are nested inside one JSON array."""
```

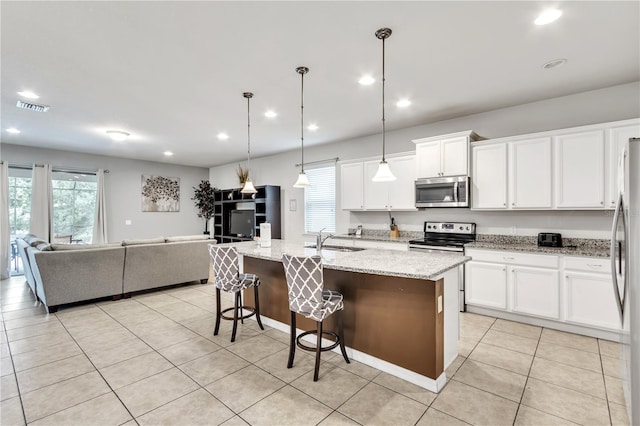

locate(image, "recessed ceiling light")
[[543, 58, 567, 69], [6, 127, 21, 134], [164, 151, 173, 156], [307, 123, 319, 131], [358, 75, 375, 85], [535, 9, 562, 25], [217, 132, 229, 140], [396, 99, 411, 108], [264, 110, 277, 118], [17, 90, 39, 99], [106, 130, 130, 142]]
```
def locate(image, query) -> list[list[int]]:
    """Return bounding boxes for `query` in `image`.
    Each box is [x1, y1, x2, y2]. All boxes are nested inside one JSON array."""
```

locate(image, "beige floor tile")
[[521, 377, 610, 425], [99, 351, 173, 390], [415, 408, 468, 426], [16, 354, 95, 394], [317, 411, 360, 426], [491, 319, 542, 340], [602, 354, 624, 379], [0, 396, 25, 426], [116, 309, 170, 329], [97, 299, 151, 318], [459, 323, 488, 342], [481, 329, 538, 355], [137, 388, 234, 426], [8, 330, 74, 355], [137, 324, 199, 350], [431, 380, 518, 426], [2, 306, 48, 320], [1, 356, 15, 376], [62, 317, 121, 339], [206, 365, 286, 412], [179, 349, 250, 386], [263, 327, 290, 344], [599, 338, 621, 358], [220, 416, 251, 426], [84, 337, 153, 369], [609, 402, 631, 426], [3, 314, 56, 331], [21, 371, 111, 423], [453, 359, 527, 402], [457, 338, 478, 358], [535, 340, 602, 373], [292, 364, 369, 409], [11, 340, 82, 372], [5, 320, 65, 342], [74, 327, 136, 352], [2, 300, 41, 313], [240, 385, 333, 426], [514, 405, 578, 425], [445, 355, 465, 379], [468, 342, 533, 375], [162, 302, 212, 324], [540, 328, 599, 353], [134, 293, 181, 309], [226, 334, 287, 363], [605, 374, 628, 405], [158, 335, 221, 365], [1, 374, 19, 401], [55, 304, 102, 319], [459, 312, 497, 329], [29, 392, 132, 426], [329, 357, 381, 381], [373, 372, 437, 406], [253, 349, 316, 383], [115, 367, 199, 418], [1, 342, 9, 357], [339, 382, 427, 426], [529, 357, 606, 399]]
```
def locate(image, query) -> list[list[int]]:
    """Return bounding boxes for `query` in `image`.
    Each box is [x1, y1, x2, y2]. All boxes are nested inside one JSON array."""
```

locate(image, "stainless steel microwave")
[[415, 175, 469, 208]]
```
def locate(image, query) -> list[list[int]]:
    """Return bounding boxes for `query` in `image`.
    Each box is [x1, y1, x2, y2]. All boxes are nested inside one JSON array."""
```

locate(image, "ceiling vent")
[[16, 100, 50, 112]]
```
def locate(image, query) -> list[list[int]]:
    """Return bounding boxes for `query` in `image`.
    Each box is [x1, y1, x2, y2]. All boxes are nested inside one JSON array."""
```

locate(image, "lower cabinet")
[[511, 266, 559, 319], [465, 262, 507, 310]]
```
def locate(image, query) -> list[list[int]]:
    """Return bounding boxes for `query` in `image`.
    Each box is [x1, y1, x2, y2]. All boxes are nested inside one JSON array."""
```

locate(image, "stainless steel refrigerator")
[[611, 137, 639, 424]]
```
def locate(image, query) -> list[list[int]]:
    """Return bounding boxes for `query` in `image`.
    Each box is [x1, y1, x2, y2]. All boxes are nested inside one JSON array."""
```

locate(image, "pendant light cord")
[[300, 70, 305, 173], [247, 95, 251, 170], [381, 35, 386, 163]]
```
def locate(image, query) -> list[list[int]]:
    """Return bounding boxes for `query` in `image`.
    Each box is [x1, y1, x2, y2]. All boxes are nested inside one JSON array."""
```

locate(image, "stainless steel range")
[[409, 221, 476, 311]]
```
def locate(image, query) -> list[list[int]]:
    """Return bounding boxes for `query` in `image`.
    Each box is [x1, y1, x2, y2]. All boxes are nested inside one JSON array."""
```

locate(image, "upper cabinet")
[[340, 162, 364, 210], [472, 143, 507, 209], [413, 131, 483, 178], [608, 123, 640, 208], [510, 137, 552, 209]]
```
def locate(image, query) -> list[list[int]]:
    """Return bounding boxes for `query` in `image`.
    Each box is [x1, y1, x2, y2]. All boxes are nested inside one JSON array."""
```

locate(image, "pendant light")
[[372, 28, 396, 182], [241, 91, 258, 194], [293, 66, 310, 188]]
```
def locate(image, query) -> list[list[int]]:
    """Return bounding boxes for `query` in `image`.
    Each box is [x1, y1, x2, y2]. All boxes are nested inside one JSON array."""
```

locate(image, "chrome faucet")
[[316, 228, 334, 249]]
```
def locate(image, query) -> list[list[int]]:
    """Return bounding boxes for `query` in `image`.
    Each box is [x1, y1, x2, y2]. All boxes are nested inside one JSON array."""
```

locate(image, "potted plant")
[[191, 180, 216, 235]]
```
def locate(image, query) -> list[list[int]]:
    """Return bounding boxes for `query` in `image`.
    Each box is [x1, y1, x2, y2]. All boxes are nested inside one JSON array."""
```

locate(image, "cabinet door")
[[510, 266, 559, 319], [554, 130, 605, 208], [509, 137, 552, 209], [387, 155, 416, 210], [416, 141, 441, 178], [340, 162, 364, 210], [471, 143, 507, 209], [465, 261, 508, 309], [441, 136, 468, 176], [363, 160, 389, 209], [608, 124, 640, 208], [564, 272, 620, 330]]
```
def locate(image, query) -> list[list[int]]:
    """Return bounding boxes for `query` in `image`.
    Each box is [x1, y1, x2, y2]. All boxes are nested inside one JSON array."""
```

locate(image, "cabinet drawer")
[[563, 256, 609, 274], [466, 249, 558, 268]]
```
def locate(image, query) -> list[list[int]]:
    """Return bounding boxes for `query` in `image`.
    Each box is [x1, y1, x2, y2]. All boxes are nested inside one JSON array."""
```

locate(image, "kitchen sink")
[[305, 244, 366, 252]]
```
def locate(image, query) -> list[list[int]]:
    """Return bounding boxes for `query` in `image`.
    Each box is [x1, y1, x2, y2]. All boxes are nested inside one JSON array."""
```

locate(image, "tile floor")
[[0, 276, 631, 426]]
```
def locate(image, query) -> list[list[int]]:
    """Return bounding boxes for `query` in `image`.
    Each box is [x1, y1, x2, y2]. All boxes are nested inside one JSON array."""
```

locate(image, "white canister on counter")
[[259, 223, 271, 247]]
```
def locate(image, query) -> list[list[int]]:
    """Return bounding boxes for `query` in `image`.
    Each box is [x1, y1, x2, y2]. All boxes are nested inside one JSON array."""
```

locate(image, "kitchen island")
[[226, 239, 469, 392]]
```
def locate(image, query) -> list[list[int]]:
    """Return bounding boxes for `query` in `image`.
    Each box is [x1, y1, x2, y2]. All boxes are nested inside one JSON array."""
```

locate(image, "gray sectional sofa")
[[16, 234, 215, 313]]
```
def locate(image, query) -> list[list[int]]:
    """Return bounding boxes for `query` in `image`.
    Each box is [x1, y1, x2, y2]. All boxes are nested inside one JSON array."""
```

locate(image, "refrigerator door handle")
[[610, 193, 625, 323]]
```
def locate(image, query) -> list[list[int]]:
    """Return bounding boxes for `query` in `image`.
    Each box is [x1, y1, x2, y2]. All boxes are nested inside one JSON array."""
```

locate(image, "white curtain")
[[0, 161, 10, 279], [29, 164, 53, 242], [92, 169, 108, 244]]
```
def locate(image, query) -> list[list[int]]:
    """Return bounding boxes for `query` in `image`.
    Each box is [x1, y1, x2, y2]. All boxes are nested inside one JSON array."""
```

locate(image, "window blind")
[[304, 165, 336, 233]]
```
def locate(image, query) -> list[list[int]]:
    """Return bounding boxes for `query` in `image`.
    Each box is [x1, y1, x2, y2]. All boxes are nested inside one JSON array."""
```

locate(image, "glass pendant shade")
[[241, 180, 257, 194], [293, 171, 310, 188], [372, 161, 396, 182]]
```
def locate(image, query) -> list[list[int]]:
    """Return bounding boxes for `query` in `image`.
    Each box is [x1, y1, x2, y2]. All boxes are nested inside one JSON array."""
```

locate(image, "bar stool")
[[282, 254, 350, 381], [209, 245, 264, 342]]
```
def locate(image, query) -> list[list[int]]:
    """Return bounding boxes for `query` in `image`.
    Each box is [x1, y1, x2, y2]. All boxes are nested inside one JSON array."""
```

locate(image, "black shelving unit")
[[213, 185, 281, 244]]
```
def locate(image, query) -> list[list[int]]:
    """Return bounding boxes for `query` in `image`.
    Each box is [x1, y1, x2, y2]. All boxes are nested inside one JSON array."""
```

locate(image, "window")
[[304, 165, 336, 233], [8, 168, 32, 236], [52, 171, 97, 243]]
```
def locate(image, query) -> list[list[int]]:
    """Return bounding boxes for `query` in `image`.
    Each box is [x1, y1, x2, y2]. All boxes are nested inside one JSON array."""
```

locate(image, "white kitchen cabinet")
[[363, 160, 388, 209], [465, 261, 508, 310], [554, 130, 605, 209], [387, 155, 417, 209], [413, 131, 480, 178], [340, 162, 364, 210], [511, 266, 560, 319], [608, 123, 640, 208], [509, 137, 552, 209], [415, 141, 441, 178], [471, 143, 507, 209]]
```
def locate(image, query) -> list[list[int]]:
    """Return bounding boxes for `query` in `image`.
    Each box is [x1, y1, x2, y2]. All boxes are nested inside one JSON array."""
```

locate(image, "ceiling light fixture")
[[372, 28, 396, 182], [396, 99, 411, 108], [241, 92, 257, 194], [164, 151, 173, 156], [535, 9, 562, 25], [217, 132, 229, 140], [307, 123, 318, 131], [543, 58, 567, 69], [6, 128, 21, 134], [17, 90, 39, 99], [106, 130, 130, 142], [358, 75, 375, 85], [293, 66, 311, 189], [264, 110, 277, 118]]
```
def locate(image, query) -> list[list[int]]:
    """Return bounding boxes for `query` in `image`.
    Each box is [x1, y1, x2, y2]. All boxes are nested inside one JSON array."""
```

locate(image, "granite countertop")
[[465, 235, 610, 258], [331, 234, 414, 244], [228, 239, 469, 281]]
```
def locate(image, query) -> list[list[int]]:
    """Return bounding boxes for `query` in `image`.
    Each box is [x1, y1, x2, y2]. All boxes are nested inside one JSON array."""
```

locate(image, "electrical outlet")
[[510, 226, 517, 235], [125, 220, 132, 225], [437, 295, 443, 313]]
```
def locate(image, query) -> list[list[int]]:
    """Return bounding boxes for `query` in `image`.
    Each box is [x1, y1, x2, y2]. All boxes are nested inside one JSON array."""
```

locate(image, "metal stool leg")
[[214, 288, 222, 336], [231, 291, 240, 342], [287, 311, 296, 368], [313, 320, 323, 381], [338, 309, 350, 364], [254, 285, 264, 330]]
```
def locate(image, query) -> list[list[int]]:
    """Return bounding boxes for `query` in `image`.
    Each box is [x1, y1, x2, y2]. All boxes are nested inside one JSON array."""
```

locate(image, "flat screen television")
[[229, 210, 254, 237]]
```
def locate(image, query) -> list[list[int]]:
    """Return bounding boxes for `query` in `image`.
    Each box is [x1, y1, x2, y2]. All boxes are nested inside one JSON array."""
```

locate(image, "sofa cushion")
[[51, 243, 121, 251], [24, 236, 48, 247], [121, 237, 166, 246], [165, 235, 211, 242], [35, 242, 52, 251]]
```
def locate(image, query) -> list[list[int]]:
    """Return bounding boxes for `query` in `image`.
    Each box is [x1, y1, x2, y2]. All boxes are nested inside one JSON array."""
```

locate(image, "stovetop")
[[409, 221, 477, 248]]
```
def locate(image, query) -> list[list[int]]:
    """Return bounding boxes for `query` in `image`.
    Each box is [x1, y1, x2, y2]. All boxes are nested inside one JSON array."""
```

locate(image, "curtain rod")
[[294, 157, 339, 168], [6, 162, 109, 174]]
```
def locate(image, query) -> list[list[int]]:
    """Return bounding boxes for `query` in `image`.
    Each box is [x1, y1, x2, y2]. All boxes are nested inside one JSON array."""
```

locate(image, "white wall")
[[209, 81, 640, 240], [1, 144, 209, 242]]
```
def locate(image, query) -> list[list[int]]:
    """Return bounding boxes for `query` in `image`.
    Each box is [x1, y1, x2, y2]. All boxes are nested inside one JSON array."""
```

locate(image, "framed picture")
[[141, 175, 180, 212]]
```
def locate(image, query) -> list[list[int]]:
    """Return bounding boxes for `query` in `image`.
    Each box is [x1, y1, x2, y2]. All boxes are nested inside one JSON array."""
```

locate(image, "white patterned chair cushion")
[[209, 245, 260, 292], [282, 254, 344, 322]]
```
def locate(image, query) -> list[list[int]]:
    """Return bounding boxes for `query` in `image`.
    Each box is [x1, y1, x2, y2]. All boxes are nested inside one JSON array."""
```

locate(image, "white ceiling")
[[1, 1, 638, 168]]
